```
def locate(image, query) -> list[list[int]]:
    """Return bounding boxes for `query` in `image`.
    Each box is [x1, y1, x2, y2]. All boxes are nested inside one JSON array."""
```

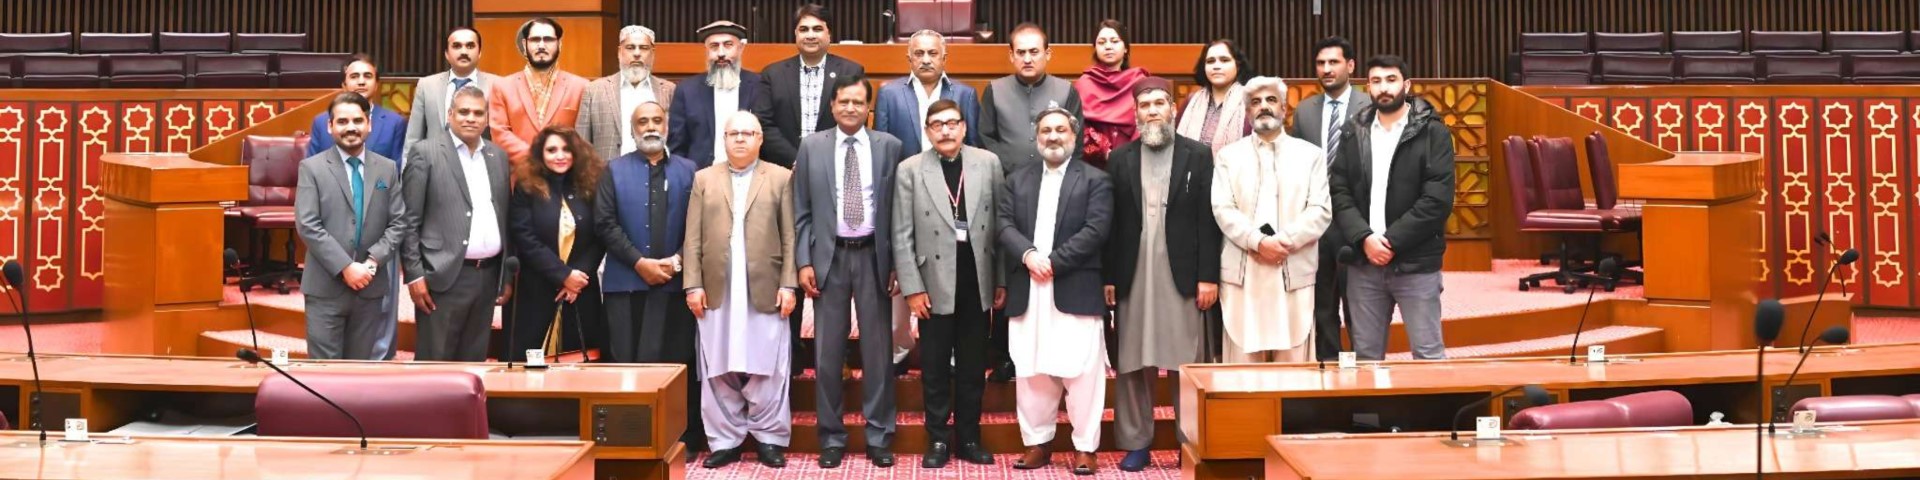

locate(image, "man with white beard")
[[1210, 76, 1331, 363], [669, 20, 776, 168], [580, 25, 677, 165], [594, 100, 702, 452], [999, 107, 1112, 476], [1099, 77, 1221, 472]]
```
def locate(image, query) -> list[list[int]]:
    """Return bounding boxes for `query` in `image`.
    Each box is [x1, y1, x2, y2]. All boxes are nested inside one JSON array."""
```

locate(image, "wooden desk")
[[0, 354, 687, 480], [1179, 343, 1920, 479], [1264, 421, 1920, 479], [0, 432, 593, 479]]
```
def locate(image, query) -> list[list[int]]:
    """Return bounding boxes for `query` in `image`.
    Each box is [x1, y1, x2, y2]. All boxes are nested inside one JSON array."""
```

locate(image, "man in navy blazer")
[[875, 29, 981, 152], [308, 55, 408, 167], [668, 21, 776, 169]]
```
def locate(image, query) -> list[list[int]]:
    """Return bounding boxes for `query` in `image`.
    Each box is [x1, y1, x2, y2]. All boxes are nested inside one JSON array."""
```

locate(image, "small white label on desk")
[[1474, 416, 1502, 440], [64, 418, 88, 441], [1793, 410, 1817, 432], [1587, 345, 1606, 363], [270, 349, 290, 366], [1338, 351, 1357, 369], [526, 349, 547, 367], [1372, 368, 1393, 388]]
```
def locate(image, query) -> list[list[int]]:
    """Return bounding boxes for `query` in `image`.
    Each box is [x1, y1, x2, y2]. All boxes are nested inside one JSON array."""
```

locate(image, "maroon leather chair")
[[0, 32, 74, 54], [1593, 32, 1667, 54], [273, 52, 351, 88], [1671, 31, 1744, 54], [255, 371, 490, 440], [1504, 136, 1612, 292], [1509, 390, 1693, 430], [1596, 53, 1676, 84], [1789, 395, 1919, 422], [1584, 132, 1644, 285], [192, 54, 272, 88], [78, 32, 153, 54], [1, 55, 14, 87], [159, 32, 231, 53], [1678, 54, 1759, 84], [1846, 54, 1920, 84], [1761, 54, 1845, 84], [896, 0, 976, 43], [1521, 32, 1591, 53], [1912, 31, 1920, 53], [1518, 53, 1596, 85], [1906, 394, 1920, 412], [105, 54, 189, 88], [235, 33, 307, 53], [18, 55, 103, 88], [1827, 31, 1907, 55], [1750, 31, 1824, 54], [236, 134, 306, 293]]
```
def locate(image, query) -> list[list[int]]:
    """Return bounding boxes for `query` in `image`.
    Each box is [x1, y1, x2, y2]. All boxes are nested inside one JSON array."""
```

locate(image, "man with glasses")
[[490, 16, 588, 163]]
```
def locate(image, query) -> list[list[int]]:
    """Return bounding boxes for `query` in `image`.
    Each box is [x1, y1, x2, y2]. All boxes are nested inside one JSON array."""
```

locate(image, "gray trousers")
[[371, 269, 400, 360], [414, 263, 500, 362], [305, 292, 388, 360], [811, 245, 897, 449], [1114, 367, 1180, 451], [1347, 264, 1446, 360]]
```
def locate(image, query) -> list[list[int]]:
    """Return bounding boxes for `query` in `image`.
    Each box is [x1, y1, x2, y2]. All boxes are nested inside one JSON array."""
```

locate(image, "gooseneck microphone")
[[499, 257, 524, 369], [1796, 248, 1857, 355], [238, 348, 369, 449], [226, 248, 261, 353], [1449, 384, 1550, 442], [1770, 326, 1850, 435], [1567, 258, 1617, 364], [1751, 299, 1786, 479], [3, 260, 47, 444]]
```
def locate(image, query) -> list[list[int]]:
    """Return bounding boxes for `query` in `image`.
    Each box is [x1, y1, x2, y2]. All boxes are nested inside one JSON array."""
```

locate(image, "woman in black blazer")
[[507, 126, 608, 362]]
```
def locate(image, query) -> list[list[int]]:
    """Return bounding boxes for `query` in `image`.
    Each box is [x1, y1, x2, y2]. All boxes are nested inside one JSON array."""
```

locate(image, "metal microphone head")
[[1837, 249, 1859, 266], [2, 260, 21, 289], [1753, 299, 1785, 343], [1337, 246, 1356, 264], [1597, 257, 1618, 277], [1522, 384, 1553, 407], [503, 257, 520, 276], [1817, 326, 1850, 345], [236, 348, 264, 364], [224, 248, 241, 267]]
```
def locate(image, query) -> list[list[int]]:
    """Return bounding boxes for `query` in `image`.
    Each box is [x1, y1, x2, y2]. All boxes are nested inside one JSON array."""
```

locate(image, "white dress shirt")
[[833, 128, 876, 237], [1367, 113, 1409, 234], [617, 72, 657, 156], [453, 134, 503, 259], [712, 86, 741, 164], [910, 75, 947, 151]]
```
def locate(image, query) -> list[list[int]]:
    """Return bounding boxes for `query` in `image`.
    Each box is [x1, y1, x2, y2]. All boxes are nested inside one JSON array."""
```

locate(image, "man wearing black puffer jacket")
[[1328, 54, 1455, 361]]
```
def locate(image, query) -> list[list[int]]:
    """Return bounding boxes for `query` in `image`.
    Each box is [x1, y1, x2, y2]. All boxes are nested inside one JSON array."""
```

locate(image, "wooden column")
[[473, 0, 619, 79], [101, 154, 247, 355], [1616, 153, 1763, 352]]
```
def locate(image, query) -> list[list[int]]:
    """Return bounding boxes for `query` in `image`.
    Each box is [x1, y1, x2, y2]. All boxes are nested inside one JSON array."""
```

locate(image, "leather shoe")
[[1073, 451, 1098, 475], [1119, 448, 1152, 472], [701, 447, 742, 469], [755, 443, 786, 468], [867, 446, 896, 467], [921, 442, 951, 468], [1013, 445, 1051, 469], [988, 360, 1015, 383], [958, 442, 995, 465], [817, 446, 845, 468]]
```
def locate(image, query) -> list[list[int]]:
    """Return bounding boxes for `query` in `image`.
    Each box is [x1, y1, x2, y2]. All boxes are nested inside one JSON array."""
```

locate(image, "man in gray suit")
[[401, 86, 513, 362], [405, 27, 501, 159], [295, 92, 410, 360], [793, 73, 904, 468], [892, 98, 1004, 468], [1289, 36, 1371, 361], [579, 25, 676, 163]]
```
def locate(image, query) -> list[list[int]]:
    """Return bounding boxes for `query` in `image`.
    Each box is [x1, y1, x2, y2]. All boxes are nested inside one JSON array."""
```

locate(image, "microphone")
[[1336, 246, 1356, 362], [499, 257, 525, 369], [3, 260, 47, 444], [1448, 384, 1550, 443], [1795, 248, 1857, 355], [1751, 299, 1785, 478], [1566, 258, 1617, 364], [238, 348, 369, 449], [1770, 326, 1850, 434], [225, 248, 261, 354]]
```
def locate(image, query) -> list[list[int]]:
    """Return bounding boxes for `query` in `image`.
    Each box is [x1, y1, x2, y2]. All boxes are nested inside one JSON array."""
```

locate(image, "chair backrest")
[[235, 33, 307, 52], [1584, 131, 1620, 210], [1502, 136, 1543, 224], [1596, 53, 1676, 84], [1528, 136, 1586, 210], [159, 32, 231, 53], [1521, 32, 1591, 53], [1509, 390, 1694, 430], [1846, 54, 1920, 84], [1761, 54, 1844, 84], [1593, 32, 1666, 53], [1906, 394, 1920, 413], [78, 32, 153, 54], [18, 55, 103, 88], [1790, 395, 1920, 422], [105, 54, 188, 88], [1750, 30, 1823, 53], [1671, 31, 1743, 54], [1518, 53, 1595, 85], [1827, 31, 1906, 54], [896, 0, 975, 38], [242, 135, 308, 206], [192, 53, 273, 88], [255, 370, 489, 440], [273, 52, 351, 88], [0, 32, 74, 54], [1677, 54, 1759, 84]]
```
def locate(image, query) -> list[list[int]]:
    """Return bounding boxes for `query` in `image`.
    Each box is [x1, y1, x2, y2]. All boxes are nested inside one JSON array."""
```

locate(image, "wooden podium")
[[100, 154, 247, 355], [473, 0, 619, 78], [1616, 153, 1765, 351]]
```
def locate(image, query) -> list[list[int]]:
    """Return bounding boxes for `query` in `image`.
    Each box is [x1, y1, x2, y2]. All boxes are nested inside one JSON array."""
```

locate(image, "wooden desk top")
[[1265, 421, 1920, 479], [0, 353, 684, 398], [0, 432, 592, 480], [1185, 343, 1920, 398]]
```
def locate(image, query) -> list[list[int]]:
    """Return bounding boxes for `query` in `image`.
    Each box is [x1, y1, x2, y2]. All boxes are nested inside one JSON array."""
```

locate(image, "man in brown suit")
[[578, 24, 676, 163], [683, 111, 799, 469], [489, 17, 588, 163]]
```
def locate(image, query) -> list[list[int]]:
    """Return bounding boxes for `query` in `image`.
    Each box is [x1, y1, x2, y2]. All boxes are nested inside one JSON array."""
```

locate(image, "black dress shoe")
[[893, 358, 912, 377], [756, 443, 787, 468], [921, 442, 951, 468], [701, 448, 742, 469], [867, 446, 896, 467], [957, 442, 995, 465], [818, 446, 846, 468], [988, 360, 1015, 383]]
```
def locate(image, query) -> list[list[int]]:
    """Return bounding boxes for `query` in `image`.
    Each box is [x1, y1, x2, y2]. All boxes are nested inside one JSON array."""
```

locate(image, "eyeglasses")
[[725, 130, 760, 139], [525, 36, 558, 45], [925, 119, 964, 130]]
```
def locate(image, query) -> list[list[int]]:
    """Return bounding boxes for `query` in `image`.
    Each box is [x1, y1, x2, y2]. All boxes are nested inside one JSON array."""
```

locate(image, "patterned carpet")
[[684, 450, 1183, 480]]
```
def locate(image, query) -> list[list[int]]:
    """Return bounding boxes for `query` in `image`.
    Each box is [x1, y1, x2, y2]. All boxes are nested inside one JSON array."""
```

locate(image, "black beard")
[[1376, 94, 1407, 113], [529, 54, 558, 70]]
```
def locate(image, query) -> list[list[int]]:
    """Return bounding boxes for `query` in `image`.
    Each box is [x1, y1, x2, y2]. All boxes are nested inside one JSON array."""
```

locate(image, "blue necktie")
[[452, 77, 471, 91], [347, 156, 366, 254]]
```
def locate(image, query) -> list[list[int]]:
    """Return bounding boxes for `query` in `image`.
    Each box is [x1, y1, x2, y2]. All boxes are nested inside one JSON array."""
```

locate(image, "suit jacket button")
[[466, 212, 472, 217], [462, 240, 469, 245]]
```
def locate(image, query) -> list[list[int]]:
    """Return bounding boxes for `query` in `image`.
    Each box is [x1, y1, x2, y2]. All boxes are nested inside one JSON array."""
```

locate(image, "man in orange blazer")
[[490, 17, 589, 163]]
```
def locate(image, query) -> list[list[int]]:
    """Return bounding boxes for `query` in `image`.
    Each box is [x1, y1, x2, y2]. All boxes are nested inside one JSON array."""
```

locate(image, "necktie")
[[842, 137, 865, 231], [346, 157, 366, 254], [1325, 99, 1344, 159], [452, 77, 471, 92]]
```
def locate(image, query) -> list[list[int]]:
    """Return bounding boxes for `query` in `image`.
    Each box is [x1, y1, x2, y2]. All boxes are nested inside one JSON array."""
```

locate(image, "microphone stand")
[[2, 280, 46, 445]]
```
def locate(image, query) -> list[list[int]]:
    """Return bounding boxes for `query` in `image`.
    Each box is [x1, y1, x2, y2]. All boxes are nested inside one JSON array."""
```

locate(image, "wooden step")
[[199, 329, 417, 361], [1385, 325, 1664, 360], [786, 406, 1179, 454], [792, 368, 1175, 414]]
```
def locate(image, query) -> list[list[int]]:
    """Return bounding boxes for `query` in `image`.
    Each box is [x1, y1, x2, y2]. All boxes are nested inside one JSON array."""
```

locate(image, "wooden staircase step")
[[1386, 325, 1664, 360]]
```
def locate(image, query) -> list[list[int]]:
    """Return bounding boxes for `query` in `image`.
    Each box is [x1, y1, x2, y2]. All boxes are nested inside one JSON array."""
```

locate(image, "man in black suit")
[[1291, 35, 1372, 361], [667, 20, 775, 169], [759, 3, 867, 169]]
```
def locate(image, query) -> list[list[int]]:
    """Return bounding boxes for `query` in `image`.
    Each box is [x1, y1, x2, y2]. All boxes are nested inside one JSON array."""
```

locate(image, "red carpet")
[[686, 450, 1183, 479]]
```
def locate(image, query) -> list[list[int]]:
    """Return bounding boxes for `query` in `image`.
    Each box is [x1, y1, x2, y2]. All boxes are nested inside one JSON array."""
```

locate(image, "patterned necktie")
[[452, 77, 471, 92], [1325, 99, 1344, 159], [842, 137, 865, 230], [346, 156, 366, 254]]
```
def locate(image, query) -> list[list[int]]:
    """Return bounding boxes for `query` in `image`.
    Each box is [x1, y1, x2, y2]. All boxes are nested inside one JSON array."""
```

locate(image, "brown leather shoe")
[[1013, 445, 1052, 469], [1072, 451, 1098, 475]]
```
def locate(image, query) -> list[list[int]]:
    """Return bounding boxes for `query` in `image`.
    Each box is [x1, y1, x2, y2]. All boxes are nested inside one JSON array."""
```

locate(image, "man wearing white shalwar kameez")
[[1211, 77, 1331, 363], [997, 107, 1114, 475]]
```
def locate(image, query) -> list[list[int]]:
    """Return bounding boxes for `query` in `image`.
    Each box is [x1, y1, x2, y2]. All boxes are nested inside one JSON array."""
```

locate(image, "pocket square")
[[375, 180, 389, 190]]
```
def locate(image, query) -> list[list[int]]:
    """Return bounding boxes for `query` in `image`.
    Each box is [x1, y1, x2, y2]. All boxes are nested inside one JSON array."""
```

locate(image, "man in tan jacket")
[[578, 25, 675, 163]]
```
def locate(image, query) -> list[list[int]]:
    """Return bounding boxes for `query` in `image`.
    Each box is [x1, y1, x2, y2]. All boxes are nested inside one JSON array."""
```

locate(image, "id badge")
[[953, 220, 969, 242]]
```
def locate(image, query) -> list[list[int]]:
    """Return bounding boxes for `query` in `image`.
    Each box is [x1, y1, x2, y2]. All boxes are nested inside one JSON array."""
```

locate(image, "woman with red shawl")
[[1074, 19, 1149, 170]]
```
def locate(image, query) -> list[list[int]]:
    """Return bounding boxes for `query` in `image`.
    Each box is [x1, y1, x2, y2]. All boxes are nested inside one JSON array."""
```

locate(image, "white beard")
[[1140, 121, 1173, 149], [706, 64, 741, 90], [637, 134, 665, 154], [624, 65, 652, 86], [1252, 115, 1284, 135], [1040, 144, 1071, 163]]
